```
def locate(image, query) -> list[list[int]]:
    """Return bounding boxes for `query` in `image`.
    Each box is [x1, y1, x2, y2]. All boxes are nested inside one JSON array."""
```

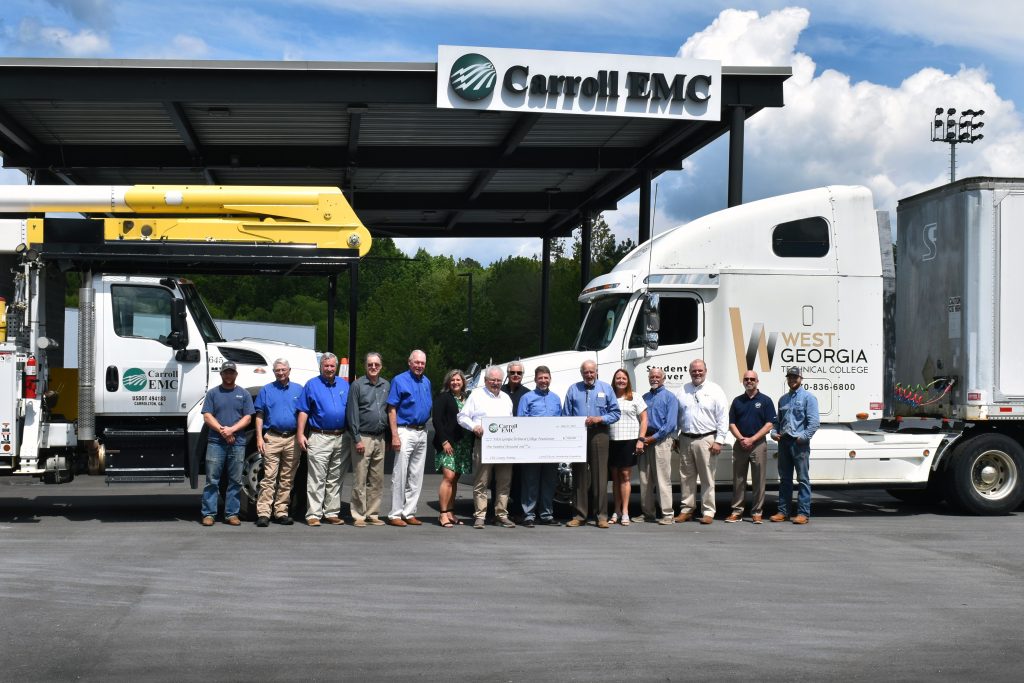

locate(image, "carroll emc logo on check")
[[488, 423, 500, 434], [122, 368, 147, 392], [449, 53, 496, 101]]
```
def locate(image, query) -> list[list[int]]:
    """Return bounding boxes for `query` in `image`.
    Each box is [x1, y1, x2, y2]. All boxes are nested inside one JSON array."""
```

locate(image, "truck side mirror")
[[642, 293, 660, 350], [164, 298, 189, 350]]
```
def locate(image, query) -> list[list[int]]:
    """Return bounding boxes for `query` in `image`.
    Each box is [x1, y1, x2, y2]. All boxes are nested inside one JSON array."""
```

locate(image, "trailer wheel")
[[238, 449, 263, 522], [945, 434, 1024, 515]]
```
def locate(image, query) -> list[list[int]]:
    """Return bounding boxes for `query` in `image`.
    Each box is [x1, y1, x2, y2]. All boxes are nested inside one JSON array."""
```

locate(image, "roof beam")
[[0, 105, 41, 157], [163, 101, 216, 184], [355, 192, 615, 212], [0, 145, 683, 172]]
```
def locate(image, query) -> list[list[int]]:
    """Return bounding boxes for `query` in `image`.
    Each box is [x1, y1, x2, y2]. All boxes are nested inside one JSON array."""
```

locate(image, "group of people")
[[199, 349, 820, 529]]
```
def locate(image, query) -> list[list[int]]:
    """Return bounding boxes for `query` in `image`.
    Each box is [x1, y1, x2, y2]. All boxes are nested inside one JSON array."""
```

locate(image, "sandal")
[[621, 515, 631, 526], [610, 513, 619, 524], [439, 509, 462, 527]]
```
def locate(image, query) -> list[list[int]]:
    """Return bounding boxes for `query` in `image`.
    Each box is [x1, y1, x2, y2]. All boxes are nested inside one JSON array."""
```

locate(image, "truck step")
[[105, 468, 186, 484]]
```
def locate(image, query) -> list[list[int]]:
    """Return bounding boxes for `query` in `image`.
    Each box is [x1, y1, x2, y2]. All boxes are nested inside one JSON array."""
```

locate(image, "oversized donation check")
[[480, 416, 587, 464]]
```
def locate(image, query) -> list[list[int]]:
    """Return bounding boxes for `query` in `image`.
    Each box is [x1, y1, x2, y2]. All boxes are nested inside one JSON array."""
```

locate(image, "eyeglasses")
[[366, 363, 381, 368], [743, 378, 757, 383], [509, 370, 523, 376]]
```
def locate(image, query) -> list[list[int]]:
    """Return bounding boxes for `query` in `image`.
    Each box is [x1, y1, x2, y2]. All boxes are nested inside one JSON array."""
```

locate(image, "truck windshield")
[[573, 294, 630, 351], [179, 283, 224, 344]]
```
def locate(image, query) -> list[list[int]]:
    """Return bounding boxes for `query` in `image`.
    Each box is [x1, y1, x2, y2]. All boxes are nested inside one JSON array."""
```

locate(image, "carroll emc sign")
[[438, 45, 721, 121]]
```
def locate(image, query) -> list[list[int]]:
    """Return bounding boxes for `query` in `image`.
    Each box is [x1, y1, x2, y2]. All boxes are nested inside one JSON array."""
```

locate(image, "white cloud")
[[138, 33, 210, 59], [393, 236, 542, 264], [16, 18, 110, 56], [655, 7, 1024, 227]]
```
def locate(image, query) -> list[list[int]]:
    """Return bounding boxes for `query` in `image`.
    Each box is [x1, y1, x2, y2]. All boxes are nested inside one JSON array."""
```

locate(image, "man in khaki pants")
[[253, 358, 304, 527], [346, 352, 390, 527], [726, 371, 776, 524], [458, 366, 515, 529], [673, 359, 729, 525]]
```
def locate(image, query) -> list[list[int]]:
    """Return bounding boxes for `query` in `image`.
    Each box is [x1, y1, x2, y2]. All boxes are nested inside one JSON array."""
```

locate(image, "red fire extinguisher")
[[24, 354, 38, 399]]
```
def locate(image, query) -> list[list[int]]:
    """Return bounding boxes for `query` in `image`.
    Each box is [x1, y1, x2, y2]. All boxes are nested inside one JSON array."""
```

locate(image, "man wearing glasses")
[[253, 358, 305, 527], [726, 371, 777, 524], [673, 359, 729, 524], [346, 352, 390, 527], [501, 361, 529, 520], [458, 365, 515, 529]]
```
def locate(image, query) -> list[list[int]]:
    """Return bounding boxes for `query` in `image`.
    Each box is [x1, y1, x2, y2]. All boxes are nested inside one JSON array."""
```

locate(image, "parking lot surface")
[[2, 475, 1023, 682]]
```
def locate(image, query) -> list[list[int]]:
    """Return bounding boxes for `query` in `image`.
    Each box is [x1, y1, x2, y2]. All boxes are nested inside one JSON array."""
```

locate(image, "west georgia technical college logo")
[[449, 53, 496, 101], [122, 367, 147, 392]]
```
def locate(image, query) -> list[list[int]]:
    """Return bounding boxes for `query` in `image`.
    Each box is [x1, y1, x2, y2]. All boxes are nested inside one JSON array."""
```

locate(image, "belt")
[[682, 431, 716, 439], [266, 429, 296, 437], [310, 428, 346, 436], [399, 424, 426, 430]]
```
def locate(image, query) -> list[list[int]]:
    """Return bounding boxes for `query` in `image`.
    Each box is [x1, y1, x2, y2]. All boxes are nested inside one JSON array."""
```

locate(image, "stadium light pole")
[[932, 107, 985, 183]]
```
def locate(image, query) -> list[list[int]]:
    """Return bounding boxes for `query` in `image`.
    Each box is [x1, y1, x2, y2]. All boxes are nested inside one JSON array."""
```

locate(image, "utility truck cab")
[[0, 184, 369, 502]]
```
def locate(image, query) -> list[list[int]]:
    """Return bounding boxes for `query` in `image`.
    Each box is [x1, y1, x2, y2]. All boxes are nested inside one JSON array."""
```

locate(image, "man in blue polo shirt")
[[562, 360, 620, 529], [253, 358, 304, 527], [726, 370, 777, 524], [387, 349, 432, 526], [200, 361, 254, 527], [518, 365, 563, 527], [296, 353, 350, 527], [640, 367, 679, 525]]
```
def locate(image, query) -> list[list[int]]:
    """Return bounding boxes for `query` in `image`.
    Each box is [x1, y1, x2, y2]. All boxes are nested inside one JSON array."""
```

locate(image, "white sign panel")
[[438, 45, 721, 121], [481, 416, 587, 464]]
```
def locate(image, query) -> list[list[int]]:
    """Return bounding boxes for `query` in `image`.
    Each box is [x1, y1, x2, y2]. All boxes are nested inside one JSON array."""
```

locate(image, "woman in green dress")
[[433, 369, 473, 527]]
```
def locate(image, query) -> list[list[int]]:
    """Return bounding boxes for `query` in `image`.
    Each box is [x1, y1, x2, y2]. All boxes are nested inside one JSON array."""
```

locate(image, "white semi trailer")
[[502, 177, 1024, 515], [0, 185, 369, 515]]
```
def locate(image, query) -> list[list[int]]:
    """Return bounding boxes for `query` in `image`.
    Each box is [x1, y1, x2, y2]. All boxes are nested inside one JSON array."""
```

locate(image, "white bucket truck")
[[0, 185, 369, 512], [503, 177, 1024, 514]]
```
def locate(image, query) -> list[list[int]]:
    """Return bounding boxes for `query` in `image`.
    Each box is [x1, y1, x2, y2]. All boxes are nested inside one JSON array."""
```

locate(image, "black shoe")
[[538, 517, 557, 525], [256, 516, 270, 527], [273, 515, 294, 526], [523, 518, 535, 528]]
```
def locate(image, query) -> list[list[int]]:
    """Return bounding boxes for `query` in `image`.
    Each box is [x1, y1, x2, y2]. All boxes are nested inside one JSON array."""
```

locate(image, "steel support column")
[[638, 169, 652, 244], [540, 235, 551, 353], [348, 263, 358, 382], [580, 210, 593, 324], [728, 105, 746, 207]]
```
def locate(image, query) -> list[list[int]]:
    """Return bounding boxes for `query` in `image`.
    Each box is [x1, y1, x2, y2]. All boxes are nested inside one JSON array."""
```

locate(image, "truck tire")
[[944, 434, 1024, 515], [238, 448, 263, 522]]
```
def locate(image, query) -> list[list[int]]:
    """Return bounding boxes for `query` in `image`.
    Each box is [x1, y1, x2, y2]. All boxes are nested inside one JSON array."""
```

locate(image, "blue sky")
[[2, 1, 1022, 263]]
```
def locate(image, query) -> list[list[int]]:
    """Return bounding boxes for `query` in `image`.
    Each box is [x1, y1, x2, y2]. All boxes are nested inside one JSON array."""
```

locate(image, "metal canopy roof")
[[0, 58, 790, 240]]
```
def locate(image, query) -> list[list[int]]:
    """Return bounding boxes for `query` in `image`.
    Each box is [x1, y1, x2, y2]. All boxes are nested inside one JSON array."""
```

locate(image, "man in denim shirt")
[[770, 366, 820, 525]]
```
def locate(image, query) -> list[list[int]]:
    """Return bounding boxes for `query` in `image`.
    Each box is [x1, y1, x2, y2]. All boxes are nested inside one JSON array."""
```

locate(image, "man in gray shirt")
[[346, 352, 391, 527]]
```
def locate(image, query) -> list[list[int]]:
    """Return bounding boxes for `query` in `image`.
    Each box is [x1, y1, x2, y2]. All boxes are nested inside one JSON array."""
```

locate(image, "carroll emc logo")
[[488, 423, 500, 433], [122, 368, 148, 392], [449, 53, 496, 101]]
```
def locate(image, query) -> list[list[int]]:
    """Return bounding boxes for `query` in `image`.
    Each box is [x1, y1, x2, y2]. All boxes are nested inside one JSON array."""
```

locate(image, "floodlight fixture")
[[930, 106, 986, 183]]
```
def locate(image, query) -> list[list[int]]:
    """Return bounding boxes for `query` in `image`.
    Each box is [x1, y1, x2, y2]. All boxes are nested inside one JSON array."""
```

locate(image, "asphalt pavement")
[[2, 475, 1023, 682]]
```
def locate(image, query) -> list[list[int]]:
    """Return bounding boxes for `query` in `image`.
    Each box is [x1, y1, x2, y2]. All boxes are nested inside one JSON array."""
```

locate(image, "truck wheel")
[[945, 434, 1024, 515], [238, 449, 264, 522]]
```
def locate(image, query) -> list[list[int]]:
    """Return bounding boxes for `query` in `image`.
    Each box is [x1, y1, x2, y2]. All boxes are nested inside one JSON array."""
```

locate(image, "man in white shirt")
[[673, 359, 729, 524], [458, 365, 515, 529]]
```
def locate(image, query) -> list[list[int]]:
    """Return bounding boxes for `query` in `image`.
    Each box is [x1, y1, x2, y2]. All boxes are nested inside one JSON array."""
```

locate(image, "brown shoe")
[[404, 516, 423, 526], [225, 516, 241, 526], [596, 519, 610, 529], [201, 516, 215, 527], [769, 513, 789, 522], [353, 519, 367, 528], [674, 512, 692, 523], [565, 518, 584, 528], [324, 516, 345, 525], [388, 517, 408, 527], [792, 514, 809, 525], [306, 517, 321, 527], [700, 515, 713, 525], [725, 513, 742, 523], [751, 514, 763, 524]]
